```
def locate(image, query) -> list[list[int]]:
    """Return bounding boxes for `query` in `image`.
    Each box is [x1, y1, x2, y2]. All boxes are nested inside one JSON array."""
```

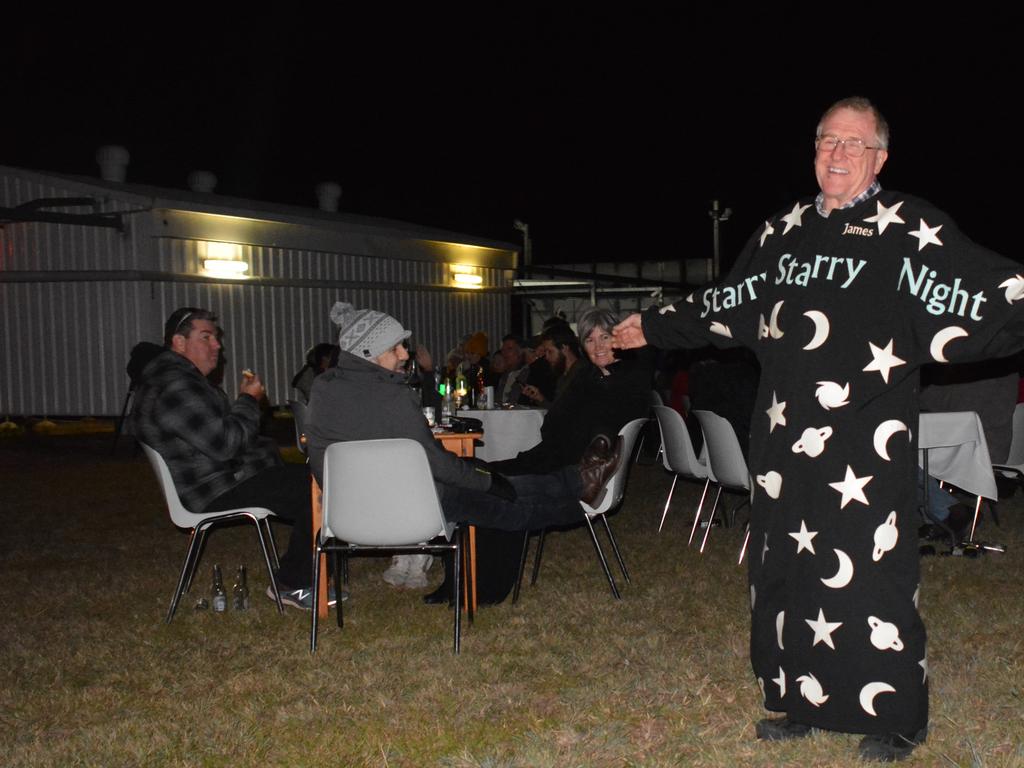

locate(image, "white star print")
[[773, 666, 786, 698], [863, 339, 906, 384], [658, 303, 677, 314], [685, 293, 694, 303], [766, 391, 787, 433], [908, 218, 944, 251], [780, 202, 811, 235], [829, 465, 873, 508], [788, 520, 818, 554], [999, 275, 1024, 304], [919, 656, 928, 684], [759, 219, 775, 247], [709, 321, 732, 338], [863, 199, 906, 234], [806, 608, 843, 650]]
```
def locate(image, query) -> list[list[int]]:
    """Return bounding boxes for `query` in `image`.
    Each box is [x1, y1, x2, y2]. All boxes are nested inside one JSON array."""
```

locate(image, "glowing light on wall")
[[200, 241, 249, 279], [450, 264, 482, 288]]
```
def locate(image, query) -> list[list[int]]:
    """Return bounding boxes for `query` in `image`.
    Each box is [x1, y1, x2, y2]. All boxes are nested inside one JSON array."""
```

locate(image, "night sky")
[[3, 11, 1021, 271]]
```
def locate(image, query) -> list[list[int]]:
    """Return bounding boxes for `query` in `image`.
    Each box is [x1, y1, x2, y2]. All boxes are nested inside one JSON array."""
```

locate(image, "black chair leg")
[[584, 516, 621, 599], [512, 531, 531, 604], [531, 528, 547, 585], [599, 515, 630, 583]]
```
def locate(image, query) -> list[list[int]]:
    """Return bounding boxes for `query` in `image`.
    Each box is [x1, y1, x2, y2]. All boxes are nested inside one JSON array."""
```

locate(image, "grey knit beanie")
[[330, 301, 411, 360]]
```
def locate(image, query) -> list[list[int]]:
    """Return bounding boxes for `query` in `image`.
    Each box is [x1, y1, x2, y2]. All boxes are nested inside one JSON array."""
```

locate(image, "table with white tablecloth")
[[918, 411, 997, 500], [461, 408, 546, 462]]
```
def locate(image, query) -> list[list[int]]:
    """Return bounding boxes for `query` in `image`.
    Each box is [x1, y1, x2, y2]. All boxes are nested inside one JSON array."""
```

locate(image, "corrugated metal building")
[[0, 165, 517, 417]]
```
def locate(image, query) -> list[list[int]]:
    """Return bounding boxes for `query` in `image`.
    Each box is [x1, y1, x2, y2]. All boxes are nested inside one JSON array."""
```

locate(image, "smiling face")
[[171, 319, 221, 376], [814, 107, 888, 213], [584, 326, 617, 371]]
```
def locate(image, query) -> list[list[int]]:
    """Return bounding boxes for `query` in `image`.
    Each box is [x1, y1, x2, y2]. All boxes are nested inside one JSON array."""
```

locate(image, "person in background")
[[291, 342, 338, 404], [496, 334, 531, 405], [522, 325, 585, 406]]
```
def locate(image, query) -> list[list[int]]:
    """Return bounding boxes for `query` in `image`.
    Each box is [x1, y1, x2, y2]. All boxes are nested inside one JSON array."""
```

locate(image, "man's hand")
[[415, 345, 434, 372], [612, 313, 648, 349], [239, 370, 266, 401]]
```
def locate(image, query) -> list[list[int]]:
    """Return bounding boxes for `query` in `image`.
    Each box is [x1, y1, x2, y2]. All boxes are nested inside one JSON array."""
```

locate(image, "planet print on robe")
[[756, 471, 782, 499], [802, 310, 830, 350], [872, 420, 909, 461], [930, 326, 968, 362], [815, 381, 850, 410], [797, 673, 829, 706], [820, 549, 854, 589], [710, 321, 733, 338], [873, 511, 899, 561], [867, 616, 904, 651], [998, 274, 1024, 303], [792, 426, 833, 458], [758, 313, 770, 340], [859, 682, 896, 716], [776, 611, 785, 650]]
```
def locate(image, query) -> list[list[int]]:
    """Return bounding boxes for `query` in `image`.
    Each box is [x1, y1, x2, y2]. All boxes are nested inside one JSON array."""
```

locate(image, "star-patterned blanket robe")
[[641, 190, 1024, 735]]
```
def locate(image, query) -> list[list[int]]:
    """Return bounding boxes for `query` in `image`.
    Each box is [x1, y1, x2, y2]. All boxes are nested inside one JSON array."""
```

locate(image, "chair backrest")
[[322, 439, 453, 546], [653, 405, 708, 479], [649, 390, 665, 407], [288, 399, 309, 455], [692, 410, 750, 491], [583, 417, 648, 515], [140, 443, 203, 528], [1002, 402, 1024, 467]]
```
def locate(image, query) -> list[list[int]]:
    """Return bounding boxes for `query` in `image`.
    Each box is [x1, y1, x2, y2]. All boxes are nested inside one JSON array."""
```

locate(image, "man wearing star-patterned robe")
[[614, 98, 1024, 753]]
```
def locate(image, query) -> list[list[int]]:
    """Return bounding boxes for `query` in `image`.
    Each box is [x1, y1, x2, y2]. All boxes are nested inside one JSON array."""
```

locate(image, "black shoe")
[[857, 728, 927, 762], [755, 716, 812, 741], [579, 434, 622, 505], [422, 581, 451, 606]]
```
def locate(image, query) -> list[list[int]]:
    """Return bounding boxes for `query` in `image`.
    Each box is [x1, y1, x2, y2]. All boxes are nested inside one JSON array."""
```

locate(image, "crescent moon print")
[[709, 321, 733, 338], [802, 310, 830, 350], [873, 420, 909, 461], [859, 682, 896, 716], [820, 549, 854, 589], [930, 326, 968, 362], [768, 300, 785, 339]]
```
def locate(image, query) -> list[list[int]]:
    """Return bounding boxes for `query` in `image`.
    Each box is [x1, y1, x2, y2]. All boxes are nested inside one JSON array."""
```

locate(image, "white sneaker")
[[382, 555, 411, 586], [402, 554, 434, 589]]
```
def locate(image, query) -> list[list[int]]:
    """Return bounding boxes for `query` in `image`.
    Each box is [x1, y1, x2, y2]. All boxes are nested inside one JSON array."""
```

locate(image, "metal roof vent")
[[95, 145, 130, 182], [315, 181, 342, 212], [187, 170, 218, 193]]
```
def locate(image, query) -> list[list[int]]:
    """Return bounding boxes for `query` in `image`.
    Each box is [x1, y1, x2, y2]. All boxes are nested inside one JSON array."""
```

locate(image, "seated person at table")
[[304, 301, 621, 602], [525, 334, 557, 403], [490, 307, 654, 477], [131, 307, 318, 609], [495, 334, 531, 405], [522, 325, 585, 407]]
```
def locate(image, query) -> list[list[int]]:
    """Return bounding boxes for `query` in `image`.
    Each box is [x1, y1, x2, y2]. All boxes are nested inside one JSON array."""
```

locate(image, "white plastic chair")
[[653, 405, 711, 535], [993, 402, 1024, 484], [515, 417, 648, 601], [141, 443, 282, 622], [311, 439, 464, 653], [691, 410, 752, 562]]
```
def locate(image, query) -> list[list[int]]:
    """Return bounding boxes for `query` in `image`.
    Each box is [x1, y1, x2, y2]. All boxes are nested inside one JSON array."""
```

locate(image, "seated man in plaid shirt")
[[131, 307, 323, 609]]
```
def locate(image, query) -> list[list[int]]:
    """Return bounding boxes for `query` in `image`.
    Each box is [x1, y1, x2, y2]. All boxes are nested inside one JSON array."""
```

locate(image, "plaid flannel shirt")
[[131, 350, 280, 512]]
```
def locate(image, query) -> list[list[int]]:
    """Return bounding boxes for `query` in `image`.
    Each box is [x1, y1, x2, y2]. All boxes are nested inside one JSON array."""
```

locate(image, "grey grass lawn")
[[1, 434, 1022, 767]]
